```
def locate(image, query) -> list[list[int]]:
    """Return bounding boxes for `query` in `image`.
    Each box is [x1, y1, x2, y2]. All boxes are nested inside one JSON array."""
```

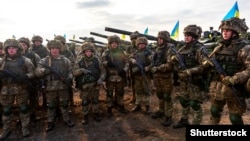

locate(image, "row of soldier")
[[0, 17, 250, 140]]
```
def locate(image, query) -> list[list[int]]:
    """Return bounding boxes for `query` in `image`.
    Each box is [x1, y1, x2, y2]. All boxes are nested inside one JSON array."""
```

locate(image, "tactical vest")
[[31, 45, 48, 59], [132, 48, 151, 75], [153, 44, 171, 66], [24, 50, 37, 67], [105, 48, 127, 74], [77, 56, 100, 84]]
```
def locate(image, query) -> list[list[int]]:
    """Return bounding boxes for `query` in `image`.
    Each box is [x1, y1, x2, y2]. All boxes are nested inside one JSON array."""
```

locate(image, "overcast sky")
[[0, 0, 249, 43]]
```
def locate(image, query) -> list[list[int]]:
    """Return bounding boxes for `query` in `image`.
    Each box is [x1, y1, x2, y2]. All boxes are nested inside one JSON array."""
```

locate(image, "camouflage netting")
[[219, 17, 249, 35]]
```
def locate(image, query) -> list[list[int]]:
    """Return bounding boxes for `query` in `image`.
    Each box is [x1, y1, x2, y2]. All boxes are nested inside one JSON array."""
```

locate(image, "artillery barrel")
[[69, 39, 84, 44]]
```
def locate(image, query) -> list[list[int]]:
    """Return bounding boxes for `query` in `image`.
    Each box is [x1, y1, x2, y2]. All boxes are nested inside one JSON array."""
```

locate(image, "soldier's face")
[[157, 38, 164, 45], [50, 47, 60, 57], [7, 46, 18, 56], [34, 40, 41, 46], [137, 43, 146, 50], [84, 50, 93, 57], [110, 42, 118, 48], [222, 29, 233, 40], [19, 43, 28, 52], [184, 34, 194, 43]]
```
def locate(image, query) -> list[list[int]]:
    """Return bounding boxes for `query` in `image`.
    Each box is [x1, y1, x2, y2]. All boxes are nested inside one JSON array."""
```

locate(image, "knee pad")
[[210, 105, 222, 118], [106, 91, 113, 98], [19, 105, 30, 114], [163, 93, 171, 102], [190, 100, 201, 111], [3, 106, 12, 116], [178, 97, 189, 107], [229, 114, 243, 125], [82, 99, 89, 106], [60, 100, 69, 109], [47, 102, 57, 110]]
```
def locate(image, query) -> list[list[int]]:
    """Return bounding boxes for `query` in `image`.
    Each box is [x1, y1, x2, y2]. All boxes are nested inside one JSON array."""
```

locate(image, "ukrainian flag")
[[121, 34, 126, 40], [144, 27, 148, 35], [170, 20, 179, 40], [223, 1, 239, 20]]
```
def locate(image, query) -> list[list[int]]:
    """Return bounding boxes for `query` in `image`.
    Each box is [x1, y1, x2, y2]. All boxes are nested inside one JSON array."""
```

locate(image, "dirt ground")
[[2, 85, 250, 141]]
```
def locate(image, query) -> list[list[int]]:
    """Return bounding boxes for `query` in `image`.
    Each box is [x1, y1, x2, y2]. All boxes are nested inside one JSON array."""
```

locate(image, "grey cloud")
[[75, 0, 111, 9]]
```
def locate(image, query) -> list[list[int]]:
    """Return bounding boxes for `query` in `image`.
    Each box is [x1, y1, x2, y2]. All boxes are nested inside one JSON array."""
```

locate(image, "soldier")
[[73, 42, 105, 125], [0, 39, 35, 139], [150, 31, 176, 127], [172, 25, 208, 128], [30, 35, 49, 108], [0, 42, 5, 58], [205, 17, 250, 125], [126, 31, 140, 103], [18, 37, 41, 121], [54, 35, 75, 108], [35, 40, 74, 132], [102, 35, 129, 117], [129, 37, 153, 115]]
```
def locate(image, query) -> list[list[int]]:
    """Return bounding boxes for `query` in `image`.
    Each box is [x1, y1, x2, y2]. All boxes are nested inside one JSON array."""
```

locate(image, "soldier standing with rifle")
[[0, 39, 35, 139], [150, 31, 176, 127], [73, 42, 105, 125], [129, 37, 153, 115], [35, 40, 74, 132], [203, 17, 250, 125], [172, 25, 208, 128], [102, 35, 129, 117]]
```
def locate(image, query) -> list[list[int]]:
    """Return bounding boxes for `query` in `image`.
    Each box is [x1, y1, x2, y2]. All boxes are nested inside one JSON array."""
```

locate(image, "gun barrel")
[[79, 37, 88, 40], [69, 39, 83, 44], [105, 27, 157, 41], [90, 32, 108, 39]]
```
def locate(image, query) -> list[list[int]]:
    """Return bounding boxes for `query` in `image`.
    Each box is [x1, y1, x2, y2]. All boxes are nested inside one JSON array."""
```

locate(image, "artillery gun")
[[79, 37, 107, 45], [90, 32, 131, 46]]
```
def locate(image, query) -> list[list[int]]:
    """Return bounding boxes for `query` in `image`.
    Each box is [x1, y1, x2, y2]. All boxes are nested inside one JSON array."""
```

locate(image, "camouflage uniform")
[[18, 37, 41, 121], [73, 42, 105, 125], [0, 42, 4, 126], [126, 31, 140, 103], [173, 25, 208, 128], [150, 31, 176, 127], [102, 35, 129, 117], [0, 39, 35, 139], [207, 18, 250, 125], [35, 40, 74, 132], [129, 37, 153, 115]]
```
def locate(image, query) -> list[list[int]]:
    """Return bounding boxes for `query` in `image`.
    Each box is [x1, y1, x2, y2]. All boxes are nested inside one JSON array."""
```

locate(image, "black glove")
[[63, 77, 72, 86], [15, 75, 28, 83]]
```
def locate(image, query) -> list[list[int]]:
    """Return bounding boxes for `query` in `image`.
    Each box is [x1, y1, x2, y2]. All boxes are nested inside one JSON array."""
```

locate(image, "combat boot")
[[119, 105, 129, 114], [173, 118, 189, 128], [65, 119, 74, 127], [161, 117, 173, 127], [131, 104, 141, 112], [0, 130, 11, 140], [107, 107, 113, 117], [45, 122, 55, 132], [151, 111, 164, 119], [82, 115, 89, 125], [94, 113, 102, 122], [144, 105, 151, 115]]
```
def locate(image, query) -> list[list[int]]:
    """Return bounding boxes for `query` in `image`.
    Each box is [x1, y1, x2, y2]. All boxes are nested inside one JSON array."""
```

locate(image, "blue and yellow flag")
[[170, 20, 179, 40], [121, 34, 126, 40], [144, 27, 148, 35], [73, 34, 76, 40], [223, 1, 239, 20]]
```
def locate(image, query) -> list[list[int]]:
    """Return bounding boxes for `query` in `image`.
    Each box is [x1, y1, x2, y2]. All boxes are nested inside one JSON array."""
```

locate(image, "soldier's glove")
[[130, 58, 137, 64], [16, 74, 28, 83], [0, 71, 6, 79], [82, 69, 91, 74], [97, 79, 103, 85], [63, 77, 72, 86], [144, 66, 150, 72], [151, 67, 157, 73], [222, 76, 235, 86]]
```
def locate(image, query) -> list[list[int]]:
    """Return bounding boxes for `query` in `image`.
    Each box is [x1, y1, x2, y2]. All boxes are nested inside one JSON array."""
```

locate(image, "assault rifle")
[[201, 48, 243, 107], [90, 32, 131, 46]]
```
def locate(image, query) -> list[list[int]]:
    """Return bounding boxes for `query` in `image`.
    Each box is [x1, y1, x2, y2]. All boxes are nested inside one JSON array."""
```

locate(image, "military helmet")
[[31, 35, 43, 43], [18, 37, 31, 47], [54, 35, 66, 44], [3, 39, 22, 52], [0, 42, 3, 49], [47, 40, 63, 51], [157, 31, 171, 42], [183, 24, 202, 39], [108, 35, 120, 44], [130, 31, 140, 40], [219, 17, 249, 35], [81, 42, 94, 52], [136, 36, 148, 46]]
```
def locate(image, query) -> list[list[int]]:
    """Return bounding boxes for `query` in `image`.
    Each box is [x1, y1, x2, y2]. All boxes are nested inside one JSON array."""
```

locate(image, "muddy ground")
[[2, 86, 250, 141]]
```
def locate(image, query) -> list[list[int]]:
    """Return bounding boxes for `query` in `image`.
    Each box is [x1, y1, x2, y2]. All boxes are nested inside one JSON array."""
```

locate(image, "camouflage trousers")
[[154, 73, 173, 117], [80, 82, 100, 116], [106, 80, 126, 107], [46, 89, 70, 122], [134, 75, 151, 106], [0, 92, 30, 135]]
